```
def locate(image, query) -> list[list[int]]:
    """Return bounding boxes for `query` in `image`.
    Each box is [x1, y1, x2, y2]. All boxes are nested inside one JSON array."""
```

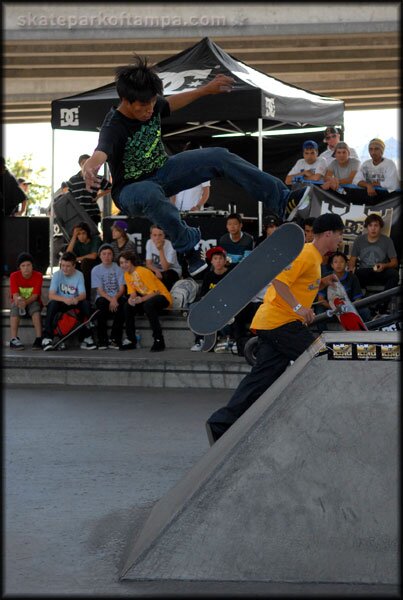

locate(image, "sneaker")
[[108, 340, 120, 350], [98, 340, 109, 350], [57, 342, 66, 350], [119, 339, 137, 351], [80, 336, 97, 350], [184, 246, 208, 277], [150, 337, 166, 352], [31, 337, 43, 350], [214, 341, 228, 353], [10, 337, 24, 350], [42, 337, 53, 351], [191, 341, 203, 351], [284, 186, 311, 220]]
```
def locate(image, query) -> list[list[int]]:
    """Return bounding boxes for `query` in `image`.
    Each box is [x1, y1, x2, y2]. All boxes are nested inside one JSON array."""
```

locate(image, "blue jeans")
[[118, 147, 289, 253]]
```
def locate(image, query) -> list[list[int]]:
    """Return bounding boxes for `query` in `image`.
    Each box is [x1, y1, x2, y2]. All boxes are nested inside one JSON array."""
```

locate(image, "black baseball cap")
[[17, 252, 34, 267], [313, 213, 344, 233]]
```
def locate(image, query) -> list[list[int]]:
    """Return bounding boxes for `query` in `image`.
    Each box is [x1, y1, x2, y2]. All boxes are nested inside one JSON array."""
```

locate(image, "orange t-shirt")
[[124, 266, 172, 308], [251, 243, 322, 330]]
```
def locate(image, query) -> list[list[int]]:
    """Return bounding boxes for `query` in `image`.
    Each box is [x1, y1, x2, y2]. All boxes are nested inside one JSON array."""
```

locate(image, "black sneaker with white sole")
[[184, 246, 208, 277], [10, 337, 24, 350]]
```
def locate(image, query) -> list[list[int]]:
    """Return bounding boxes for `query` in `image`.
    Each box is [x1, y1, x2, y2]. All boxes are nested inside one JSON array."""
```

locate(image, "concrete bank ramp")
[[121, 332, 399, 585]]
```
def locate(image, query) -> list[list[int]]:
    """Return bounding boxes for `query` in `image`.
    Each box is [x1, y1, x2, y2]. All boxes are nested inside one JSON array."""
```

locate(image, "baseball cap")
[[17, 252, 34, 267], [98, 243, 114, 254], [331, 141, 350, 157], [112, 219, 128, 231], [206, 246, 227, 261], [313, 213, 344, 234], [17, 177, 31, 185], [323, 126, 339, 141], [264, 214, 281, 227], [302, 140, 318, 151]]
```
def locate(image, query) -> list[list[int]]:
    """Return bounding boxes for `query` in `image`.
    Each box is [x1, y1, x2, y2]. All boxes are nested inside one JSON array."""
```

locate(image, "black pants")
[[160, 269, 180, 291], [356, 268, 399, 312], [94, 296, 126, 345], [124, 295, 169, 343], [76, 258, 99, 302], [207, 321, 315, 442], [44, 299, 92, 340]]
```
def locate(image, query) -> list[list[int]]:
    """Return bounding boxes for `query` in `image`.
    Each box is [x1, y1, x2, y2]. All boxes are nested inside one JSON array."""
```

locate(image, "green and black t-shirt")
[[95, 97, 170, 204]]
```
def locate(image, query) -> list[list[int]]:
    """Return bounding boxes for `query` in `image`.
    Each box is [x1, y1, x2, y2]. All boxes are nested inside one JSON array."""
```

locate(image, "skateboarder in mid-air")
[[206, 213, 344, 445], [83, 55, 310, 277]]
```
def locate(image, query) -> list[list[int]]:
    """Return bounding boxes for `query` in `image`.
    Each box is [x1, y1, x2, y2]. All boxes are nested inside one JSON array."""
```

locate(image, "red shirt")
[[10, 270, 43, 305]]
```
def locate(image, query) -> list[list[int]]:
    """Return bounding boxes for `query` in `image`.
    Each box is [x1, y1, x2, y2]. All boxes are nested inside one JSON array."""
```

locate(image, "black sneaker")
[[10, 337, 24, 350], [283, 186, 311, 219], [42, 337, 54, 351], [150, 337, 166, 352], [32, 337, 43, 350], [184, 246, 208, 277]]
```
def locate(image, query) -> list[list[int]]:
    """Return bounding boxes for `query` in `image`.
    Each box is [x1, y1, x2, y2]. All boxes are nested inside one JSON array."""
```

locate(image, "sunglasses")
[[325, 134, 338, 140]]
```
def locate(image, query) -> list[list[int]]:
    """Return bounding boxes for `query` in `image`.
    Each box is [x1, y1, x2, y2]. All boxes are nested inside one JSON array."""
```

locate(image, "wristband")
[[293, 303, 302, 312]]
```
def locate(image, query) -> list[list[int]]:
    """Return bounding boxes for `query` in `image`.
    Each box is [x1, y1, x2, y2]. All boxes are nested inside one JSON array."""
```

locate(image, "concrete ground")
[[4, 385, 398, 598]]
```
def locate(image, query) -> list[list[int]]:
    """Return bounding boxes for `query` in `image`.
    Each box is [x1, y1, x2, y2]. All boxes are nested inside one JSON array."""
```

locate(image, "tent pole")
[[257, 118, 263, 236], [49, 128, 55, 276]]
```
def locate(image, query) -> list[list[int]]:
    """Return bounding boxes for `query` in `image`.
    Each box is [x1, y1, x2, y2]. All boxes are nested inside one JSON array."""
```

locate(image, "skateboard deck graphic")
[[327, 281, 368, 331], [188, 222, 304, 338], [52, 309, 100, 349]]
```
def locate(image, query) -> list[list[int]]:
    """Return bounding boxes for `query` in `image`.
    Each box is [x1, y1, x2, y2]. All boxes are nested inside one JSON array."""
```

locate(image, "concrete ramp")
[[121, 332, 399, 585]]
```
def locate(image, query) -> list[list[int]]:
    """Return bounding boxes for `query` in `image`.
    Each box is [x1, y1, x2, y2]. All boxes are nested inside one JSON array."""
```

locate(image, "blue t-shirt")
[[91, 263, 125, 299], [50, 269, 86, 298]]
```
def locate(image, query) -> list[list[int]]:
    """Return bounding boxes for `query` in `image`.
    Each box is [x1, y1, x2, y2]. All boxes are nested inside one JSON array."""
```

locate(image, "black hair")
[[76, 222, 92, 238], [118, 250, 141, 267], [60, 251, 77, 264], [364, 213, 384, 228], [312, 213, 344, 234], [302, 217, 315, 227], [115, 55, 163, 103], [227, 212, 243, 224], [78, 154, 90, 165], [329, 250, 348, 265]]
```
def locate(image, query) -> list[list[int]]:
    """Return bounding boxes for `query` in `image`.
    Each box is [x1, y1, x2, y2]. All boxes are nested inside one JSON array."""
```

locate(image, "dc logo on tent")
[[159, 70, 213, 93], [60, 107, 80, 127], [264, 97, 276, 118]]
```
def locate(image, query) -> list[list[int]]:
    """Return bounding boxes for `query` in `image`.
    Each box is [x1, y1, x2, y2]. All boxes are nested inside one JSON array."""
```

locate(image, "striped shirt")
[[67, 171, 111, 222]]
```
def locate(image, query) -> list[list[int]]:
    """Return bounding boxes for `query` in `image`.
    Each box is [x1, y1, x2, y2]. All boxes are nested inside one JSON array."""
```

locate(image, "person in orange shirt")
[[118, 250, 172, 352], [206, 213, 344, 444]]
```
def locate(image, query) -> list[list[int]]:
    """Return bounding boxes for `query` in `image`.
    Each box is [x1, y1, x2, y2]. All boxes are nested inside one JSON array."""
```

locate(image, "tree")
[[6, 154, 51, 215]]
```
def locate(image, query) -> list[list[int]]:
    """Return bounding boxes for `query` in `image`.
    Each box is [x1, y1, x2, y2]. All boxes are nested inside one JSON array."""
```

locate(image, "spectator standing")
[[41, 252, 96, 351], [171, 181, 211, 212], [285, 140, 327, 185], [12, 177, 30, 216], [353, 138, 400, 196], [0, 157, 27, 217], [321, 142, 360, 192], [67, 154, 112, 225], [66, 222, 102, 300], [145, 224, 182, 290], [91, 243, 126, 349], [118, 251, 172, 352], [349, 213, 399, 312], [110, 219, 138, 262], [319, 126, 359, 166], [219, 213, 254, 264], [9, 252, 43, 350]]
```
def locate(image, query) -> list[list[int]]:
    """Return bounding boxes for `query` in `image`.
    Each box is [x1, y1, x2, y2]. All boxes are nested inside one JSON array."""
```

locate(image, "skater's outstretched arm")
[[167, 74, 234, 112], [82, 151, 108, 192]]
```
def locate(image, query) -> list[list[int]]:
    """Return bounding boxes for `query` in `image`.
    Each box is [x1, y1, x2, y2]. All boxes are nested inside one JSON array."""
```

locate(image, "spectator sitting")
[[349, 213, 399, 313], [315, 251, 371, 325], [118, 251, 172, 352], [41, 251, 96, 351], [302, 217, 315, 243], [66, 222, 102, 300], [256, 213, 281, 246], [66, 153, 112, 225], [319, 126, 359, 166], [353, 138, 400, 196], [110, 219, 138, 262], [91, 243, 126, 350], [145, 224, 182, 290], [321, 142, 360, 192], [9, 252, 43, 350], [285, 140, 327, 186], [190, 246, 230, 351], [219, 213, 254, 264]]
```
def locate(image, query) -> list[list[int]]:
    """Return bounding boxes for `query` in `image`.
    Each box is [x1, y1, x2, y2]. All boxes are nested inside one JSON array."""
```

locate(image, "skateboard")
[[187, 222, 305, 350], [52, 309, 100, 350], [327, 280, 368, 331]]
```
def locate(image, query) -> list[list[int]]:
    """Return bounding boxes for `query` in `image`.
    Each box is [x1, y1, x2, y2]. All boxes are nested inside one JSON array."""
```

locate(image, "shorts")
[[10, 300, 41, 318]]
